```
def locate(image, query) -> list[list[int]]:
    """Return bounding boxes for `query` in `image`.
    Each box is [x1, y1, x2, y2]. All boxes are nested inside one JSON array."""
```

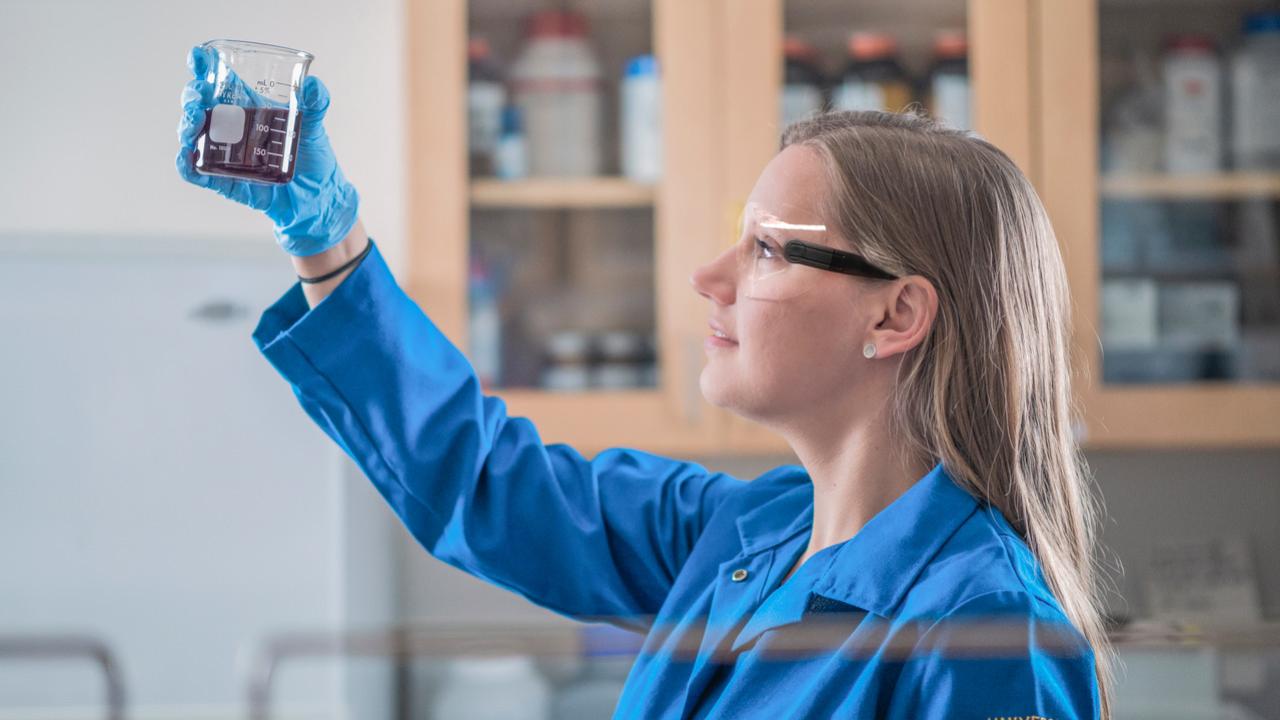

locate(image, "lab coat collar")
[[816, 460, 980, 616], [735, 472, 815, 555], [734, 461, 980, 619]]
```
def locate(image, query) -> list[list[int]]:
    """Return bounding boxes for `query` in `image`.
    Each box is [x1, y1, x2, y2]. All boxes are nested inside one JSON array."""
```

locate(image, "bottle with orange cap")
[[926, 29, 970, 130], [781, 34, 827, 129], [832, 31, 912, 113]]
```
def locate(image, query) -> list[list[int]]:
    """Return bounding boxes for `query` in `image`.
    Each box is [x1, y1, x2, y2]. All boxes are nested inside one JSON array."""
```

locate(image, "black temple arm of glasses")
[[783, 240, 899, 280]]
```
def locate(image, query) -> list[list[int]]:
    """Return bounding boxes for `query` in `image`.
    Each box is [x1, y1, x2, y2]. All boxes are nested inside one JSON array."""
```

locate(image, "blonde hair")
[[781, 110, 1116, 717]]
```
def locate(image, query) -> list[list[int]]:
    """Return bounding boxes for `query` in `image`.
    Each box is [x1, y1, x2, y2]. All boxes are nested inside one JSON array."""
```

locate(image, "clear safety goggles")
[[734, 202, 899, 301]]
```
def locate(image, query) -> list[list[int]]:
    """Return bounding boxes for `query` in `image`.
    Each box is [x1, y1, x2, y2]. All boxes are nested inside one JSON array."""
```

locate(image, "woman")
[[177, 46, 1113, 718]]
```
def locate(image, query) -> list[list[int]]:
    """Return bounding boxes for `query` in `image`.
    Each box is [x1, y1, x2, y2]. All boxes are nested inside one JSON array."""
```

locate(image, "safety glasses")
[[735, 202, 899, 300]]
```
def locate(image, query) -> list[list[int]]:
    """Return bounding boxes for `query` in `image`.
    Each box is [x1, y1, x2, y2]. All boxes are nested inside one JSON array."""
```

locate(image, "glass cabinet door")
[[1098, 1, 1280, 387], [405, 0, 725, 454], [464, 2, 659, 395], [1040, 1, 1280, 446]]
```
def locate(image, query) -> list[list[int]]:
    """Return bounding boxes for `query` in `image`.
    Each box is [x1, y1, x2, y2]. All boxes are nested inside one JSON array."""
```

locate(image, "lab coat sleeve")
[[251, 242, 745, 628], [890, 589, 1101, 720]]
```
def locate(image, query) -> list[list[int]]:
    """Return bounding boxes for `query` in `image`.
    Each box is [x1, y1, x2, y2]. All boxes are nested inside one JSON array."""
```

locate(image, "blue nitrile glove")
[[175, 45, 360, 257]]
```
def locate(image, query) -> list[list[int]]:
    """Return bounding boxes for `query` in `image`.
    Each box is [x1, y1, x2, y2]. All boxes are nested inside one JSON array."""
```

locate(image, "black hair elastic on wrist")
[[297, 237, 374, 284]]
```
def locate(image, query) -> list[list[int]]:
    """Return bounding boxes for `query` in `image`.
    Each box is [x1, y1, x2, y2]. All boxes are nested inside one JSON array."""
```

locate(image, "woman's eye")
[[755, 238, 779, 259]]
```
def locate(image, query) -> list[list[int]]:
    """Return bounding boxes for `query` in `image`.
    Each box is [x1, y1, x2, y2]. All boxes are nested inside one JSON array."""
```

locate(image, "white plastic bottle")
[[621, 54, 662, 183], [510, 10, 603, 177], [1231, 11, 1280, 170], [432, 655, 551, 720], [1163, 34, 1223, 174]]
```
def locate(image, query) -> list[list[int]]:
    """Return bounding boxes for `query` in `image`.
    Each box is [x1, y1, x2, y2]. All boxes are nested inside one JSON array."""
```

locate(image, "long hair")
[[781, 110, 1116, 717]]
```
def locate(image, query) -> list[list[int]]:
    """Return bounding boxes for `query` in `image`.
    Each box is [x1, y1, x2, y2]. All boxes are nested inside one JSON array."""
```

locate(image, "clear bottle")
[[1163, 34, 1223, 174], [780, 35, 825, 129], [467, 37, 506, 177], [510, 10, 603, 177], [621, 54, 662, 183], [433, 655, 551, 720], [1102, 49, 1165, 174], [1231, 11, 1280, 170], [926, 29, 970, 130], [832, 32, 912, 113]]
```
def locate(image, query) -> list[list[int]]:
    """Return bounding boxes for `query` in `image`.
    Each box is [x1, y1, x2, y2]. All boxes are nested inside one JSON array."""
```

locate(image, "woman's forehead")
[[745, 145, 830, 226]]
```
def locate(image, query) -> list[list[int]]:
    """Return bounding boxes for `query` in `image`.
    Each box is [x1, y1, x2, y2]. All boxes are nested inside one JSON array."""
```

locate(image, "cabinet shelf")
[[470, 178, 657, 209], [1100, 172, 1280, 200], [486, 388, 714, 455]]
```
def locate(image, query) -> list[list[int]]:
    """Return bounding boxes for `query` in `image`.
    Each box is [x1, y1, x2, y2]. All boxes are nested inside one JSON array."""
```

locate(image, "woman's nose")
[[690, 245, 737, 305]]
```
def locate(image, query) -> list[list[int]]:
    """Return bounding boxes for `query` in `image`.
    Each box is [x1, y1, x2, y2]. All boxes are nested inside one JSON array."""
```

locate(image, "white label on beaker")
[[209, 103, 246, 145]]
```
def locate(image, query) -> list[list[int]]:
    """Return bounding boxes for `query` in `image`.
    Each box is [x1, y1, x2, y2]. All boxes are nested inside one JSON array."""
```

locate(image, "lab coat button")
[[731, 568, 749, 582]]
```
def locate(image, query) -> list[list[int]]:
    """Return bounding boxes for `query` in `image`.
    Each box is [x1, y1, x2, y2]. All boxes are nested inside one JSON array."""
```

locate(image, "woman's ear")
[[867, 276, 938, 359]]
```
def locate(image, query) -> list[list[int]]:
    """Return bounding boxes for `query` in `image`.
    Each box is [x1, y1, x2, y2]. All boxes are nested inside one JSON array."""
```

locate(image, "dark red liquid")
[[195, 106, 301, 184]]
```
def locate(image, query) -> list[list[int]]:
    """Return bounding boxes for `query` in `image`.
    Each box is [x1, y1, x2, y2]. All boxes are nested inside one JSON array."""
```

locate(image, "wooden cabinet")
[[404, 0, 726, 455], [1039, 1, 1280, 448], [403, 0, 1277, 455]]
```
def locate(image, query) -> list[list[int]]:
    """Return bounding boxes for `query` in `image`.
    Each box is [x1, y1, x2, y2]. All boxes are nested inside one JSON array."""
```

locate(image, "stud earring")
[[862, 343, 877, 359]]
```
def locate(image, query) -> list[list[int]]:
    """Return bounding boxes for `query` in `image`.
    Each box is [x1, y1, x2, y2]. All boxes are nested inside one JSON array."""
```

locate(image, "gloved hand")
[[175, 45, 360, 257]]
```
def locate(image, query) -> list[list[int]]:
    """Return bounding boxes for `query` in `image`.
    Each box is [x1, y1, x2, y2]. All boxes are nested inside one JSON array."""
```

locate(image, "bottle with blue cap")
[[621, 54, 662, 183], [1231, 11, 1280, 170], [495, 104, 529, 180]]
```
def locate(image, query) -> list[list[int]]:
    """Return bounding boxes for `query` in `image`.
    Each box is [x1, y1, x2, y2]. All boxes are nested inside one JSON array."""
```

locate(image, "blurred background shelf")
[[1101, 172, 1280, 199], [491, 388, 716, 453], [470, 177, 656, 208]]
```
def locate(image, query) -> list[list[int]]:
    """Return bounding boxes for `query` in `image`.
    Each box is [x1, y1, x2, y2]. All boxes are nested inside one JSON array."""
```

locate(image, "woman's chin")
[[701, 370, 791, 427], [700, 371, 762, 420], [699, 369, 733, 409]]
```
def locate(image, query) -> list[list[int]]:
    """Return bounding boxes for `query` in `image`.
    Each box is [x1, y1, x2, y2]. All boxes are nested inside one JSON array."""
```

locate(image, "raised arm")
[[252, 241, 745, 627]]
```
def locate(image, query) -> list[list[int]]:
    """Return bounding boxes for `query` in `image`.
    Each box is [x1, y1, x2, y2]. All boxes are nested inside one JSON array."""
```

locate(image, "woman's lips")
[[706, 333, 738, 349], [708, 320, 736, 343]]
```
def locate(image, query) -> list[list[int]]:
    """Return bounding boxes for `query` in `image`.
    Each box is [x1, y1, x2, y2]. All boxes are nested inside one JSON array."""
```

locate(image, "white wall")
[[0, 249, 342, 713], [0, 0, 407, 715]]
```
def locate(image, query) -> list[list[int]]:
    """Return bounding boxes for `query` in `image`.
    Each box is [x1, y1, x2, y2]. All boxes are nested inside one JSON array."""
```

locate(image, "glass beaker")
[[193, 39, 314, 184]]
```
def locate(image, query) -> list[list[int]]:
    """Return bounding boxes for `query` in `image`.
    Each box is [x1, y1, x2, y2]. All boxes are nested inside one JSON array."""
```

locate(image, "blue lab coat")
[[253, 241, 1101, 719]]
